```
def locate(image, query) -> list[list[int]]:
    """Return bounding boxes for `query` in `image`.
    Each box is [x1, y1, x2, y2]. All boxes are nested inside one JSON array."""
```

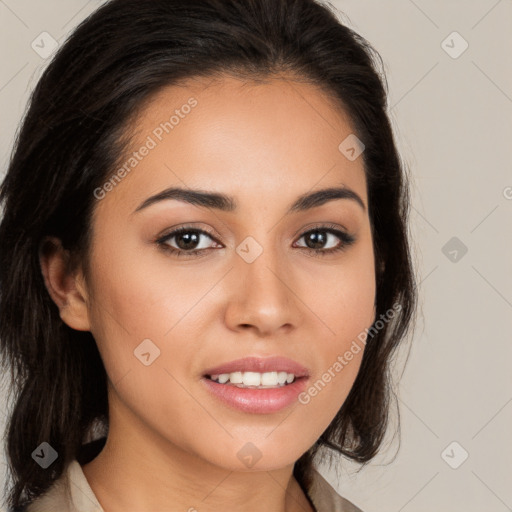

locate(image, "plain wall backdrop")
[[1, 1, 511, 511]]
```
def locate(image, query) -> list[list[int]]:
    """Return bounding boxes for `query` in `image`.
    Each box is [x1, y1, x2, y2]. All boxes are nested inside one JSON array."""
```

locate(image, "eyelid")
[[155, 222, 355, 257], [291, 221, 350, 238], [155, 223, 220, 242]]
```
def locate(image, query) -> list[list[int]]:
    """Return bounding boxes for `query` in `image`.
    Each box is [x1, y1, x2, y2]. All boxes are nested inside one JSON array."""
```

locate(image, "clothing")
[[18, 459, 363, 512]]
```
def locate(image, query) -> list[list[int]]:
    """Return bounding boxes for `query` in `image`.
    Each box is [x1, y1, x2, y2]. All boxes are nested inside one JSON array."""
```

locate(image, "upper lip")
[[203, 356, 310, 378]]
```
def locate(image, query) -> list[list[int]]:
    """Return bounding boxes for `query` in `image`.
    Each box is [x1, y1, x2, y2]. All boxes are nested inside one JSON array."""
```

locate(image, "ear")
[[39, 236, 91, 331]]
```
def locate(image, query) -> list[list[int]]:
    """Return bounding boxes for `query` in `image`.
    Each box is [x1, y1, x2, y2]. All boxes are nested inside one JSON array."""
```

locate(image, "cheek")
[[297, 246, 375, 415], [84, 235, 166, 378], [309, 269, 375, 337], [303, 241, 376, 345], [296, 279, 370, 430], [87, 230, 193, 335], [85, 232, 214, 391], [85, 249, 207, 443]]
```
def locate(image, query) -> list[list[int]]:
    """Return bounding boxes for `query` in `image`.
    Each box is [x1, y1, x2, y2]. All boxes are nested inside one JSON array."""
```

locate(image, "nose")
[[224, 241, 303, 337]]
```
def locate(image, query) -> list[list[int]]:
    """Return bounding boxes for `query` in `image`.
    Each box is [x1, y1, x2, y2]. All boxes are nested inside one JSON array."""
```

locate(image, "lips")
[[202, 356, 310, 379], [201, 375, 309, 414]]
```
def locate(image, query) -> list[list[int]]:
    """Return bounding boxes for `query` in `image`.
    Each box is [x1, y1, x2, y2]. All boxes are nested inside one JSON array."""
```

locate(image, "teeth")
[[243, 371, 261, 386], [217, 374, 230, 384], [209, 371, 296, 387], [230, 371, 243, 384]]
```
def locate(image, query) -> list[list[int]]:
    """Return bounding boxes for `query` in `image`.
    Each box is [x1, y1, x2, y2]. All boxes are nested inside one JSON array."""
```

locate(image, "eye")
[[293, 224, 356, 256], [156, 226, 220, 257], [156, 223, 356, 258]]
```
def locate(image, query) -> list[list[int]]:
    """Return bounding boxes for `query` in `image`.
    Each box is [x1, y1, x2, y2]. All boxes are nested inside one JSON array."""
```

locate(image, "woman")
[[0, 0, 417, 511]]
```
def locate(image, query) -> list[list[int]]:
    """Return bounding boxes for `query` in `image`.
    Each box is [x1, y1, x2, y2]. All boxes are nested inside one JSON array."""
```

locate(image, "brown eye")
[[301, 230, 330, 250], [157, 227, 221, 257], [156, 224, 356, 259], [294, 225, 356, 256], [173, 231, 202, 250]]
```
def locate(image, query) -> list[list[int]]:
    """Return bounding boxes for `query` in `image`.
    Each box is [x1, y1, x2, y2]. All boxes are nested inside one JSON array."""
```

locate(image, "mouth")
[[200, 356, 310, 413], [201, 355, 309, 386], [204, 371, 305, 389]]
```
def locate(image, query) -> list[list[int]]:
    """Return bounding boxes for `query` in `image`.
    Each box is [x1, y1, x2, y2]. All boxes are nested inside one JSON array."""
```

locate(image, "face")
[[78, 75, 376, 472]]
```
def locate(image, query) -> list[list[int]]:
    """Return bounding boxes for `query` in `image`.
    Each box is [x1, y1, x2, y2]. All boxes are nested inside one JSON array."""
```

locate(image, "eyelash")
[[155, 224, 356, 258]]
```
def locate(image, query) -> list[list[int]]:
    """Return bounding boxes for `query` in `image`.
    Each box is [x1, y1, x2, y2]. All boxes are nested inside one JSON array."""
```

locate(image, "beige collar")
[[23, 459, 363, 512]]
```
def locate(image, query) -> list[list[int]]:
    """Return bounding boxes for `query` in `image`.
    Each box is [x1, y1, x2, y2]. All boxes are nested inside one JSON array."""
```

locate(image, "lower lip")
[[201, 376, 309, 414]]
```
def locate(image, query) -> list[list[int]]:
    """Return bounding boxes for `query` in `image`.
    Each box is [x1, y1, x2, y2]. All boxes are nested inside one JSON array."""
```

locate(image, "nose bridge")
[[236, 232, 288, 299], [226, 231, 299, 333]]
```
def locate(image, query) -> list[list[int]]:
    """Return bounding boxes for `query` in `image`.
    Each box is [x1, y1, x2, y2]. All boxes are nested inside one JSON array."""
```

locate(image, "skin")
[[40, 74, 376, 512]]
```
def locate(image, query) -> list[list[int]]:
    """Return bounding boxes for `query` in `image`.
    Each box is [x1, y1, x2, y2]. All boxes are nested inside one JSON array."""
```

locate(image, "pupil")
[[307, 230, 326, 249], [177, 232, 199, 250]]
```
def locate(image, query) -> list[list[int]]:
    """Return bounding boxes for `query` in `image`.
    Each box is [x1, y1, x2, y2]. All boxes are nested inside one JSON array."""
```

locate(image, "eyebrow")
[[133, 185, 366, 215]]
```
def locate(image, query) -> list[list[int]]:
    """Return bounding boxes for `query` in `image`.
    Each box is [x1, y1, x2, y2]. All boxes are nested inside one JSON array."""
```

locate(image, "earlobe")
[[39, 236, 91, 331]]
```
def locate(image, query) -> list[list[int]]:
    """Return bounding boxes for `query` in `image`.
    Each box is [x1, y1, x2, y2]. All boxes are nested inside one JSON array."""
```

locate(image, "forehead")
[[96, 74, 368, 219]]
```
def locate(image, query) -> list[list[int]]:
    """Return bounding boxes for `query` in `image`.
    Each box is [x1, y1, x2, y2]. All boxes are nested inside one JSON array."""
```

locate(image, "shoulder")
[[307, 468, 365, 512], [16, 475, 70, 512], [17, 460, 103, 512]]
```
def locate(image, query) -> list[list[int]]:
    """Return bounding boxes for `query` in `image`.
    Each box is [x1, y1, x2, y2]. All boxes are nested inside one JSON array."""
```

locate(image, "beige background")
[[1, 1, 511, 511]]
